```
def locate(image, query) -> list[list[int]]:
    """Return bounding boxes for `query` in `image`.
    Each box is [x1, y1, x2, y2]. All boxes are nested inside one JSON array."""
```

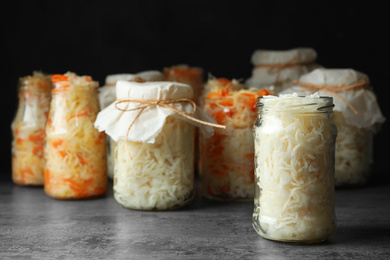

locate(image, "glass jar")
[[278, 68, 386, 188], [11, 72, 51, 185], [164, 65, 204, 104], [253, 93, 337, 243], [333, 112, 373, 187], [99, 71, 166, 180], [94, 81, 208, 210], [245, 48, 320, 94], [44, 72, 107, 200], [200, 77, 270, 201]]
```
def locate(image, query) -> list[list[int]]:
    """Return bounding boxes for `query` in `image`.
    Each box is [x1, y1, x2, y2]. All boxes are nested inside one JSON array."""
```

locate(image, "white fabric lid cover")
[[95, 81, 216, 143], [251, 47, 317, 65], [104, 70, 166, 84], [282, 68, 386, 128]]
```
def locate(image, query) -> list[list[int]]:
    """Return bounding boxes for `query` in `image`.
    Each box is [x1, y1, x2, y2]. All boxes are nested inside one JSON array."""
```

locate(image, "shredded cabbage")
[[253, 94, 337, 242], [99, 72, 166, 179], [114, 116, 195, 210], [200, 77, 270, 200], [11, 72, 51, 185], [44, 72, 107, 199], [333, 112, 372, 186]]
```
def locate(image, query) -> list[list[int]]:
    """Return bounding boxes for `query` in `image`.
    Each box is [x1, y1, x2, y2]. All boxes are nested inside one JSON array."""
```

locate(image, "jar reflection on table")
[[253, 94, 337, 244]]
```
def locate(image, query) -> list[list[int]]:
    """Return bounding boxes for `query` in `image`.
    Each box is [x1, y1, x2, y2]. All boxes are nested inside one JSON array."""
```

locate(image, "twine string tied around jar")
[[290, 79, 370, 115], [115, 98, 226, 159]]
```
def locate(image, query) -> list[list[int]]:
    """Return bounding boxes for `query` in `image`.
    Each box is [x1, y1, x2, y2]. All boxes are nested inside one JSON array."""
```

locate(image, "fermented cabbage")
[[164, 65, 204, 104], [201, 77, 270, 200], [114, 116, 195, 210], [11, 72, 51, 185], [44, 72, 107, 199], [333, 112, 372, 186], [99, 71, 166, 179], [253, 93, 337, 243]]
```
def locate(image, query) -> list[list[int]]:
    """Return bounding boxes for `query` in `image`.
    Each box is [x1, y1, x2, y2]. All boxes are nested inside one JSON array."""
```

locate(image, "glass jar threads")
[[44, 72, 107, 200], [11, 71, 51, 185], [253, 93, 337, 243]]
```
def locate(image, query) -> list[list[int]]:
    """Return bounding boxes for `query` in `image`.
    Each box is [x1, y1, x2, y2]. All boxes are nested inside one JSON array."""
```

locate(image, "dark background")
[[1, 1, 389, 181]]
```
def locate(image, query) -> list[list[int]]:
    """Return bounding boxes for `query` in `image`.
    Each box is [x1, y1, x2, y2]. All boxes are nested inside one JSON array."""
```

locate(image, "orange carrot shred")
[[16, 138, 24, 145], [52, 140, 63, 148], [28, 134, 44, 142], [217, 78, 231, 86], [77, 155, 88, 165], [68, 111, 88, 121], [51, 74, 68, 83], [33, 146, 43, 154]]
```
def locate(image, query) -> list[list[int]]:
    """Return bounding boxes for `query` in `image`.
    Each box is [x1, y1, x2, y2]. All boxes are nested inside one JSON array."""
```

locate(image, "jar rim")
[[256, 95, 334, 112]]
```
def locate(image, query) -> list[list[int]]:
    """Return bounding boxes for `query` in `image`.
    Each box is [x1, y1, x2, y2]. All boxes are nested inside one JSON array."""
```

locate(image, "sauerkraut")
[[164, 65, 204, 104], [114, 116, 195, 210], [44, 72, 107, 199], [200, 77, 270, 200], [253, 93, 337, 243], [278, 68, 386, 187], [333, 112, 372, 186], [11, 72, 51, 185], [99, 71, 166, 179]]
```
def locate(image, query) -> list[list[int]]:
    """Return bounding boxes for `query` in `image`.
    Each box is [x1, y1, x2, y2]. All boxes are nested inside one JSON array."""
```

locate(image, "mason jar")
[[11, 72, 51, 185], [44, 72, 107, 200], [99, 71, 166, 180], [253, 93, 337, 243], [333, 111, 373, 187], [94, 81, 213, 211]]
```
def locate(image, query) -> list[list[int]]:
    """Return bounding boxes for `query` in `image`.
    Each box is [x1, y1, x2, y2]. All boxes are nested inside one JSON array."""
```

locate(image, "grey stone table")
[[1, 164, 390, 260]]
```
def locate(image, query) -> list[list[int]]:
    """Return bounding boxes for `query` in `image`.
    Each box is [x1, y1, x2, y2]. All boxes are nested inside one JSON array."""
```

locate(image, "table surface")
[[1, 164, 390, 260]]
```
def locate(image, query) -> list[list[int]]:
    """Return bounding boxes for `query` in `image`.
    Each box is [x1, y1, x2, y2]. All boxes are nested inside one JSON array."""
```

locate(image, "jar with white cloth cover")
[[280, 68, 386, 187], [98, 71, 166, 179], [94, 81, 223, 210], [245, 48, 320, 94], [253, 93, 337, 243]]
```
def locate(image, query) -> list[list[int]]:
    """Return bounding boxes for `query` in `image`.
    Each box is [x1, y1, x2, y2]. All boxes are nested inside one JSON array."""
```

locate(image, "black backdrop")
[[1, 1, 389, 180]]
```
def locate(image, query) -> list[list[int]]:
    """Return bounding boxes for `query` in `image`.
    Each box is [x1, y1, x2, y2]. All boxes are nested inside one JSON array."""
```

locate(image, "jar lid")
[[251, 48, 317, 65], [104, 70, 166, 85], [94, 81, 216, 143], [281, 68, 386, 128]]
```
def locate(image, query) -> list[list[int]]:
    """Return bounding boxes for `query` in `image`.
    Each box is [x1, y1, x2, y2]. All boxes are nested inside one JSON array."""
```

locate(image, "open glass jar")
[[44, 72, 107, 200], [253, 93, 337, 243], [11, 72, 51, 185]]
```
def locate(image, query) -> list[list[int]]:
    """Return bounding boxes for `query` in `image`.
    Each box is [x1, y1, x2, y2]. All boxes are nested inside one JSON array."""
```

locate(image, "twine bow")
[[255, 56, 315, 85], [291, 79, 370, 115], [115, 98, 226, 159]]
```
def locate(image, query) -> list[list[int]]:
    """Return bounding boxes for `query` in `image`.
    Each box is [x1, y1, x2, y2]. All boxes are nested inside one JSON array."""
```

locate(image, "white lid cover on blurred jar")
[[281, 68, 386, 129], [99, 71, 166, 109], [246, 48, 320, 88], [105, 70, 166, 84], [94, 81, 216, 143]]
